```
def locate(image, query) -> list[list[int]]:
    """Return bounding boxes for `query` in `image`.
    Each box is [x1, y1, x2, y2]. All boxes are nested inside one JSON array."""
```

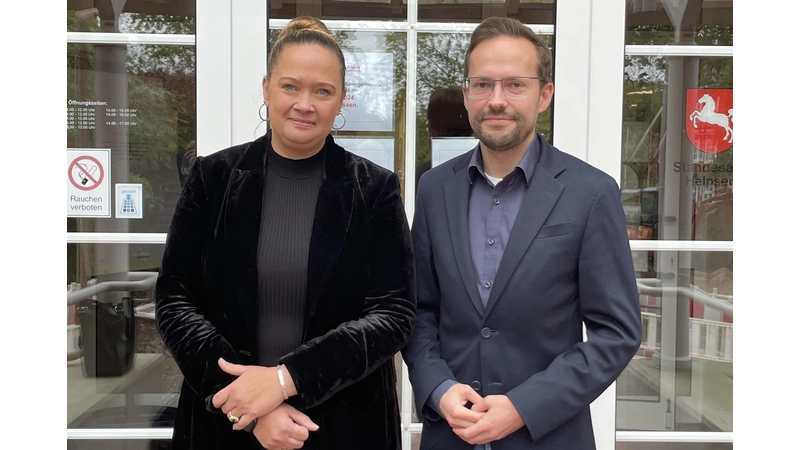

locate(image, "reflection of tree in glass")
[[414, 34, 467, 166], [121, 12, 196, 35], [417, 34, 470, 114], [380, 31, 408, 118], [124, 14, 196, 233], [622, 55, 665, 192], [626, 24, 732, 46]]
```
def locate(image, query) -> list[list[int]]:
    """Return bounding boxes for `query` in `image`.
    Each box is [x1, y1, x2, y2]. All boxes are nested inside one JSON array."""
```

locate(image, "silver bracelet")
[[276, 364, 289, 400]]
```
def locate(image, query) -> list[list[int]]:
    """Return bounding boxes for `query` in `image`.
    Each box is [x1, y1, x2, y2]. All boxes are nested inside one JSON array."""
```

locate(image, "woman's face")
[[263, 44, 345, 158]]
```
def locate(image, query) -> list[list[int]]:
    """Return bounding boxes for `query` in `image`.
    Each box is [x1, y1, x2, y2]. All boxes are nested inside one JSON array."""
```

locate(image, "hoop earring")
[[258, 103, 269, 123], [332, 112, 346, 131], [255, 103, 270, 137]]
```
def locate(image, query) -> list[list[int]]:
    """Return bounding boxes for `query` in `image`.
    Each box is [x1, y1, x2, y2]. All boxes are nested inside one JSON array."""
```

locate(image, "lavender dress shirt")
[[425, 137, 539, 450]]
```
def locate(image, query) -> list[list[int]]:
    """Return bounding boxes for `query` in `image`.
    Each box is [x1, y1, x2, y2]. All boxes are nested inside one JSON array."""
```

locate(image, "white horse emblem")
[[689, 93, 733, 143]]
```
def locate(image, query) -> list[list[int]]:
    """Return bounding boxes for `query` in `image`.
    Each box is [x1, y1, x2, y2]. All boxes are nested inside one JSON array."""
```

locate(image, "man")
[[402, 17, 642, 450]]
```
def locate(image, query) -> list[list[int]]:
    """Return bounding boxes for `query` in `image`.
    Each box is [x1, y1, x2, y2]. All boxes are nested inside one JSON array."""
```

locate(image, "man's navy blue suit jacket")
[[402, 134, 643, 450]]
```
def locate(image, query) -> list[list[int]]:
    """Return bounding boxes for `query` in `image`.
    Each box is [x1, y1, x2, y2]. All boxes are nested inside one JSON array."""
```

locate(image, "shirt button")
[[484, 281, 492, 288], [480, 327, 492, 338], [493, 198, 501, 205], [488, 238, 495, 245]]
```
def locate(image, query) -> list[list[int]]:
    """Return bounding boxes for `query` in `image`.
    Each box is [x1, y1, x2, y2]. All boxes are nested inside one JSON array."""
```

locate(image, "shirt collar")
[[468, 134, 539, 186]]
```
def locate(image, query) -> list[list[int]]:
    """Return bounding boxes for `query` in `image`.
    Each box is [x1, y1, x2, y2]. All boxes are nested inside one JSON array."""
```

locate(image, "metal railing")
[[636, 279, 733, 316], [67, 272, 158, 306]]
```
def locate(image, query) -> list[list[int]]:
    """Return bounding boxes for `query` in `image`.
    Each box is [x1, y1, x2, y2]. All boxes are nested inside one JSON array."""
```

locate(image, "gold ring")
[[227, 411, 239, 423]]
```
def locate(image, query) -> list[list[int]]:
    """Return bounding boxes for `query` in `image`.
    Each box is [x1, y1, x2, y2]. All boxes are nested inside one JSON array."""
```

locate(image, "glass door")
[[67, 1, 197, 447], [615, 1, 733, 448]]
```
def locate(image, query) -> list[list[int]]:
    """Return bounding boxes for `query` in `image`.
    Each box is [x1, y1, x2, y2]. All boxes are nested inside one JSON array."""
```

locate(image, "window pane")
[[418, 0, 554, 24], [67, 244, 180, 429], [617, 251, 733, 433], [411, 432, 421, 450], [271, 0, 407, 21], [67, 2, 196, 34], [67, 43, 196, 233], [621, 57, 732, 245], [626, 0, 732, 46]]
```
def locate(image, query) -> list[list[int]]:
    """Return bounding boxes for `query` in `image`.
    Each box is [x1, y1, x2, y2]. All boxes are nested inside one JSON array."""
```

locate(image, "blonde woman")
[[156, 15, 415, 450]]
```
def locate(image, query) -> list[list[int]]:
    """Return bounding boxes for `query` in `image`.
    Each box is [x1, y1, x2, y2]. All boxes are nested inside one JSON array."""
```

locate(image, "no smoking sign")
[[67, 149, 111, 217], [69, 155, 105, 191]]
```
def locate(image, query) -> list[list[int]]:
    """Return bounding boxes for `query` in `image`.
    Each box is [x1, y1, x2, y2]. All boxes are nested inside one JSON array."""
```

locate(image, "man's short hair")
[[427, 87, 472, 137], [463, 16, 553, 84]]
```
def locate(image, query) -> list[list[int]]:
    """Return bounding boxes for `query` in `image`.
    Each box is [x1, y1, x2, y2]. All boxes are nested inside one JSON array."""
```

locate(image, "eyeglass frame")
[[463, 76, 544, 99]]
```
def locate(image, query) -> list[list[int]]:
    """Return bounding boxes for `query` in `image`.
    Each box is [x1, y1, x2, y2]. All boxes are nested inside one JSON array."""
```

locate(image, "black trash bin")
[[78, 296, 136, 377]]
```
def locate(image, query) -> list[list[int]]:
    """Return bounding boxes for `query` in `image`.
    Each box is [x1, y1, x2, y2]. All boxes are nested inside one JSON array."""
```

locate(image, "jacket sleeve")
[[155, 157, 242, 413], [400, 186, 458, 422], [506, 177, 643, 442], [277, 172, 417, 410]]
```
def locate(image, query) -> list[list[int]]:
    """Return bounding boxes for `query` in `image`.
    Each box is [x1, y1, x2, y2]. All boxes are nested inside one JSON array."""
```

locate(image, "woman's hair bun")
[[278, 15, 333, 40]]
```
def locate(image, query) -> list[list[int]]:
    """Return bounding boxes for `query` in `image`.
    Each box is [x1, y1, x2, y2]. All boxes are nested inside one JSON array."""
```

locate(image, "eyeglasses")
[[464, 76, 542, 100]]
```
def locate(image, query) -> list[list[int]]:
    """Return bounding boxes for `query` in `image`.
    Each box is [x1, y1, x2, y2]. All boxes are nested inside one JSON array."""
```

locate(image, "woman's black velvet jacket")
[[155, 132, 416, 449]]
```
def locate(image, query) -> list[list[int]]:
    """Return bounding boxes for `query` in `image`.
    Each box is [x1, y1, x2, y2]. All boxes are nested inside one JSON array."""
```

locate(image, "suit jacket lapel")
[[443, 157, 484, 316], [223, 134, 269, 344], [484, 136, 566, 316], [305, 136, 353, 337]]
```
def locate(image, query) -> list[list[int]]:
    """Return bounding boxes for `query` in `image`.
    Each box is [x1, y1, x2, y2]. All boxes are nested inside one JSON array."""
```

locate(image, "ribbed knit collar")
[[266, 141, 325, 178]]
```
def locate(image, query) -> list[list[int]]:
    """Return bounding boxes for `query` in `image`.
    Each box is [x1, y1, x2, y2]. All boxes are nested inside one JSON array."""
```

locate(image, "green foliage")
[[416, 33, 470, 114], [127, 73, 182, 169], [416, 33, 469, 166], [123, 12, 196, 35], [626, 24, 732, 46], [67, 9, 100, 33]]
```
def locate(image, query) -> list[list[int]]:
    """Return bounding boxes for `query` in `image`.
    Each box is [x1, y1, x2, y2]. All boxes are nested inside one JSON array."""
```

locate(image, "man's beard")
[[471, 109, 534, 152]]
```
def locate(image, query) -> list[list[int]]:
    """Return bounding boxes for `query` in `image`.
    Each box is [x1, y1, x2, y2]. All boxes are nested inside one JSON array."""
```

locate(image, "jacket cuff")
[[426, 378, 457, 417]]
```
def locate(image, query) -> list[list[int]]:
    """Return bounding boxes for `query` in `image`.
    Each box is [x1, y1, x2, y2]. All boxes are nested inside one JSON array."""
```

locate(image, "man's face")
[[462, 36, 554, 154]]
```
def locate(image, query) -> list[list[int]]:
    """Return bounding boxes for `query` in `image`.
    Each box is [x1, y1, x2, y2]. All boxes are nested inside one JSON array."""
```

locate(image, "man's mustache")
[[478, 111, 518, 122]]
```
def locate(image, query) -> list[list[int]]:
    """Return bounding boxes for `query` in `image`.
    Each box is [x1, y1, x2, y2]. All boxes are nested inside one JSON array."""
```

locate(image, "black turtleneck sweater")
[[256, 143, 325, 366]]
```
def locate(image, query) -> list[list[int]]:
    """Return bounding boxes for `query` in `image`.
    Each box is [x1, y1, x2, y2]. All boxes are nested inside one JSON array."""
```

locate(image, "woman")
[[156, 16, 415, 450]]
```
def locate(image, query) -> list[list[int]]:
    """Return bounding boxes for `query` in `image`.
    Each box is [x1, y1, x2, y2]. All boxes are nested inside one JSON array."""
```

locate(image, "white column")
[[231, 1, 268, 146], [552, 1, 591, 161], [402, 4, 419, 449], [554, 1, 627, 449], [196, 0, 232, 156], [197, 0, 267, 155]]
